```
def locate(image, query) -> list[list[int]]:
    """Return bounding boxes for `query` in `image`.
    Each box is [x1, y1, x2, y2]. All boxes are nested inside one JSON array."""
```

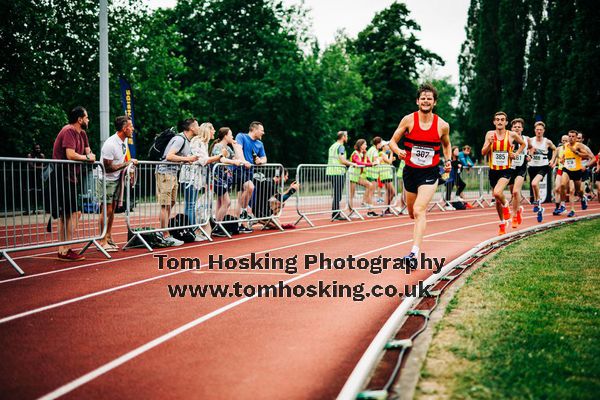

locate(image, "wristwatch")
[[85, 154, 90, 160]]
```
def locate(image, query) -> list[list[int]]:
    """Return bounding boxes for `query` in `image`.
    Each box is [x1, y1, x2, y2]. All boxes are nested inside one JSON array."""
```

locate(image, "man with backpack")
[[155, 118, 199, 246]]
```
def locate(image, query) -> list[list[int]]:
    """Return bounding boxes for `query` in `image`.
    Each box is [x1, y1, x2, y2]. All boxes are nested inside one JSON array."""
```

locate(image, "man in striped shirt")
[[481, 111, 526, 235]]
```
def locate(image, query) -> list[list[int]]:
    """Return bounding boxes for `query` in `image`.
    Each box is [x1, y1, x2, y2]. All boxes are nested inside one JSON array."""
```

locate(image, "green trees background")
[[0, 0, 444, 165], [458, 0, 600, 152]]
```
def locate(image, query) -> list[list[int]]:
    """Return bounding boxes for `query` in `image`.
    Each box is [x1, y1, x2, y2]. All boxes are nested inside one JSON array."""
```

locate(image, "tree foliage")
[[0, 0, 451, 165], [459, 0, 599, 152]]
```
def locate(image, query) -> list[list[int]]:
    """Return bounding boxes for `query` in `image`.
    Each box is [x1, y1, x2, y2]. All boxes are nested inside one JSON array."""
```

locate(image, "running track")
[[1, 203, 599, 399]]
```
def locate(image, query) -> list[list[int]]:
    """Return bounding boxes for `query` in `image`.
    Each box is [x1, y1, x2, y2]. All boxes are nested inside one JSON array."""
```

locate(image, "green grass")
[[417, 218, 600, 400]]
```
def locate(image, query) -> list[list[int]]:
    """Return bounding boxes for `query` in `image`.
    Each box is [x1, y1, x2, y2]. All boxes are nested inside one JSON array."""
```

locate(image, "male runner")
[[558, 130, 594, 217], [388, 83, 452, 262], [552, 135, 569, 214], [507, 118, 528, 228], [481, 112, 526, 235], [527, 121, 556, 221]]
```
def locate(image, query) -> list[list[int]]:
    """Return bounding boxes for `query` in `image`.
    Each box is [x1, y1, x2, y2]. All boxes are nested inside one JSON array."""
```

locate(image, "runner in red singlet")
[[388, 83, 452, 263]]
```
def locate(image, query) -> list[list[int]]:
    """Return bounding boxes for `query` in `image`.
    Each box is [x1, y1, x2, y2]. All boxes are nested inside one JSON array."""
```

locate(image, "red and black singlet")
[[404, 112, 441, 169]]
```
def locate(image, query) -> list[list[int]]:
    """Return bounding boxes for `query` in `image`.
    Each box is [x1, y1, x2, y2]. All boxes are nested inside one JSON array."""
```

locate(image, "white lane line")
[[2, 214, 488, 324], [0, 210, 498, 284], [35, 216, 504, 400]]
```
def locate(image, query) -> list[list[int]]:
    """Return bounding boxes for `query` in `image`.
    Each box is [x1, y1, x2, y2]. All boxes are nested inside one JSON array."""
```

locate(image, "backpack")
[[127, 228, 170, 248], [211, 215, 240, 235], [451, 201, 466, 210], [147, 127, 183, 161], [168, 213, 197, 243]]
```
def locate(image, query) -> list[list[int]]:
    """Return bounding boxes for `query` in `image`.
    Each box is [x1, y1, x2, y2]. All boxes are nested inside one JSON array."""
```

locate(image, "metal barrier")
[[210, 163, 285, 238], [124, 161, 212, 251], [348, 164, 400, 219], [0, 157, 109, 275], [295, 164, 351, 226]]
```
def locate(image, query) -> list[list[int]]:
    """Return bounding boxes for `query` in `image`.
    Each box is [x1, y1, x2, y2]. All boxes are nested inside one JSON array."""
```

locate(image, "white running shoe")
[[163, 236, 184, 247]]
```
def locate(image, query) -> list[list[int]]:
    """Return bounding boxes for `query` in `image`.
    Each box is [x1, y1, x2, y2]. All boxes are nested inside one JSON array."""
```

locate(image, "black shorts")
[[380, 178, 393, 184], [528, 165, 550, 180], [232, 167, 253, 191], [488, 169, 513, 188], [402, 165, 439, 193], [565, 169, 583, 181], [509, 164, 528, 186]]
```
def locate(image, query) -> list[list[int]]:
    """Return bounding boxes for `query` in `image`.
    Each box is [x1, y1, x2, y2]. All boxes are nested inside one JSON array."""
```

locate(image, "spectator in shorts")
[[97, 115, 138, 252], [378, 141, 397, 215], [156, 118, 199, 246], [252, 168, 299, 230], [210, 127, 249, 236], [52, 106, 96, 261], [234, 121, 267, 232]]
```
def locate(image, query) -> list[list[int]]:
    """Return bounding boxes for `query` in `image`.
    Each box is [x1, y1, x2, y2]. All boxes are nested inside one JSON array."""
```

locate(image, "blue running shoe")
[[533, 201, 540, 213], [404, 252, 418, 270], [554, 205, 566, 215], [567, 210, 575, 217], [537, 207, 544, 223], [582, 196, 588, 210]]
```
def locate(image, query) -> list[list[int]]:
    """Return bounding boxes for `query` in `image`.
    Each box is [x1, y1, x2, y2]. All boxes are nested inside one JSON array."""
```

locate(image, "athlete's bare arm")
[[510, 131, 526, 159], [388, 114, 413, 160], [439, 118, 452, 171], [547, 140, 557, 167], [577, 143, 595, 160], [481, 131, 495, 156]]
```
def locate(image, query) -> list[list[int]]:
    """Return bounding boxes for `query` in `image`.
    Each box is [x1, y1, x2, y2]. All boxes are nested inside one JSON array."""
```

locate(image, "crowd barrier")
[[3, 157, 596, 273], [294, 164, 351, 226], [210, 163, 285, 238], [123, 161, 212, 251], [347, 164, 401, 219], [0, 157, 109, 275]]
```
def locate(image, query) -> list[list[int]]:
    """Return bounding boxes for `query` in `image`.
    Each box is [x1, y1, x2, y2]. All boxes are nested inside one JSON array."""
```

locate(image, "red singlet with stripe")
[[489, 132, 511, 170], [404, 112, 441, 169]]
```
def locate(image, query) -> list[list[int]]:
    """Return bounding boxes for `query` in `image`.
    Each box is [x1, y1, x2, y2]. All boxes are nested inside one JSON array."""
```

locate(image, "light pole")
[[99, 0, 109, 147]]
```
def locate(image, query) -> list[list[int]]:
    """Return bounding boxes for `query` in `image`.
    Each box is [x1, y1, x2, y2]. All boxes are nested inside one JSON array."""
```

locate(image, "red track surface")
[[1, 204, 599, 399]]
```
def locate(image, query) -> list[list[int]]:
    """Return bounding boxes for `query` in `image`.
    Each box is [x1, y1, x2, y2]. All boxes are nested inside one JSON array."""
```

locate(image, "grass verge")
[[415, 218, 600, 400]]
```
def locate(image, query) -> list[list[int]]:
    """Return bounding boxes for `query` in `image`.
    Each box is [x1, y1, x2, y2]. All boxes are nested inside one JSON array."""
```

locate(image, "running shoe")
[[163, 236, 184, 247], [240, 209, 251, 220], [211, 228, 228, 238], [403, 252, 418, 270], [517, 206, 524, 225], [532, 201, 539, 213], [553, 205, 566, 215], [567, 210, 575, 217], [581, 195, 588, 210], [511, 216, 519, 229], [366, 211, 379, 218], [502, 205, 511, 221], [498, 220, 508, 235], [537, 206, 544, 223]]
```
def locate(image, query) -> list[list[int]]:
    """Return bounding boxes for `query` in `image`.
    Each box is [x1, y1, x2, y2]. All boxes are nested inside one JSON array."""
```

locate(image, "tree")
[[351, 2, 443, 138]]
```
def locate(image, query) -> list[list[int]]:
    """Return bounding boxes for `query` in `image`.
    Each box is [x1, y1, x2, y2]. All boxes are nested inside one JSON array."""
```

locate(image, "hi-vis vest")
[[326, 142, 346, 176], [489, 132, 511, 170], [366, 145, 379, 179]]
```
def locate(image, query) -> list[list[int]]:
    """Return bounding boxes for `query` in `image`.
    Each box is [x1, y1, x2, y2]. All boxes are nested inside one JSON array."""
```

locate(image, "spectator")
[[180, 122, 220, 241], [252, 168, 299, 230], [52, 106, 96, 261], [234, 121, 266, 232], [457, 145, 474, 200], [210, 127, 248, 237], [25, 143, 46, 214], [444, 146, 461, 209], [378, 141, 397, 215], [155, 118, 199, 246], [349, 139, 377, 217], [97, 115, 138, 252], [326, 131, 354, 220]]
